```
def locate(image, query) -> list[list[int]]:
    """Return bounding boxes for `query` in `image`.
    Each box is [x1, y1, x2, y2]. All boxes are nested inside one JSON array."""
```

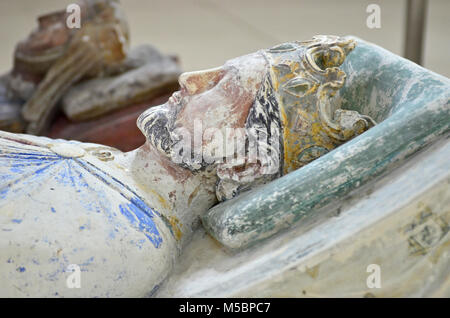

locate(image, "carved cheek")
[[177, 79, 256, 133], [219, 80, 256, 129]]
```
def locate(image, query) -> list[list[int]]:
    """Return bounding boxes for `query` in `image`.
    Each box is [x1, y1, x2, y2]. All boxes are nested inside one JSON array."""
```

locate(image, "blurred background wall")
[[0, 0, 448, 76]]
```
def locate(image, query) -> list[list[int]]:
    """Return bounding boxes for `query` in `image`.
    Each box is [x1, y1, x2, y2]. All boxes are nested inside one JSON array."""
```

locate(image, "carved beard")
[[137, 103, 178, 157]]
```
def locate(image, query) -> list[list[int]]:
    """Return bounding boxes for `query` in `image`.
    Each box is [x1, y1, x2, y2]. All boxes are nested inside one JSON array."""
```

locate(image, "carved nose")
[[178, 66, 225, 95]]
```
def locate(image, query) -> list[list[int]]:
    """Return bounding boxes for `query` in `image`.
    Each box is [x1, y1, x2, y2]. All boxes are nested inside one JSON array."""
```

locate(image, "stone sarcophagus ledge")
[[202, 37, 450, 250]]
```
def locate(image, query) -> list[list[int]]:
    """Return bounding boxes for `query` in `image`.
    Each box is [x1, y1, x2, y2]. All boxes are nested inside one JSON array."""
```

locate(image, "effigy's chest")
[[0, 133, 176, 297]]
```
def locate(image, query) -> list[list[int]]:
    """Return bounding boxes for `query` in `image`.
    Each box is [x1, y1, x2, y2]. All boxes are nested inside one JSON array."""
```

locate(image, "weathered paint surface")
[[202, 37, 450, 250], [159, 138, 450, 297]]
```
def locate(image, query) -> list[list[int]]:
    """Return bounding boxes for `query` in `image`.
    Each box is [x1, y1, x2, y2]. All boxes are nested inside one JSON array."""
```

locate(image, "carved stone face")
[[138, 35, 373, 200], [137, 52, 267, 159]]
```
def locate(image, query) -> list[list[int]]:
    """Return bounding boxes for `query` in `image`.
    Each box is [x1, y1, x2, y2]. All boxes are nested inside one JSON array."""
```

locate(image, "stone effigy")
[[159, 37, 449, 298], [17, 0, 131, 134], [202, 37, 450, 251], [0, 35, 374, 297], [61, 44, 180, 122], [2, 34, 449, 297], [0, 0, 180, 140]]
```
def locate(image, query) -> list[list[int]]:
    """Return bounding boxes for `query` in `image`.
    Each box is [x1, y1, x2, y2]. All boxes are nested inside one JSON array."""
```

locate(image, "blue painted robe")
[[0, 131, 176, 297]]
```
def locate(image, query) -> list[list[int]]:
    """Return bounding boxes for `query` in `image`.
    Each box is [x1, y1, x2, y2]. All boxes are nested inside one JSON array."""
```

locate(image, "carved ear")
[[283, 77, 317, 98]]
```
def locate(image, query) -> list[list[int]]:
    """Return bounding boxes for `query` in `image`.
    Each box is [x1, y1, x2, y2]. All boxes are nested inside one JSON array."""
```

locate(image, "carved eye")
[[273, 63, 291, 73], [297, 146, 329, 164], [268, 43, 296, 53], [283, 77, 314, 97]]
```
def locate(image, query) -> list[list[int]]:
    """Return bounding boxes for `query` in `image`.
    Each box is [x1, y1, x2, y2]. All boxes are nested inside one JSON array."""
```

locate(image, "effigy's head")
[[138, 35, 374, 201]]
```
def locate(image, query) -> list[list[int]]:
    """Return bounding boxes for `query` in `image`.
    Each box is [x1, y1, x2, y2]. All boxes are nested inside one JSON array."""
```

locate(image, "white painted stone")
[[49, 143, 86, 158]]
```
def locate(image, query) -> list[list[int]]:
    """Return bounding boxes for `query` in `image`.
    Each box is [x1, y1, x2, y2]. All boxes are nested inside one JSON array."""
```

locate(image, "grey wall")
[[0, 0, 448, 77]]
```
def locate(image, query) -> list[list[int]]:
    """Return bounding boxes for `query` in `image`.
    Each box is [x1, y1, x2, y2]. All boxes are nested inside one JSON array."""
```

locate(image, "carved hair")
[[215, 74, 283, 201]]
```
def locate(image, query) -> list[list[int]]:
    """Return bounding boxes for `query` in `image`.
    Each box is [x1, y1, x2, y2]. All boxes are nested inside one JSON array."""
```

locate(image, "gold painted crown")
[[263, 35, 373, 174]]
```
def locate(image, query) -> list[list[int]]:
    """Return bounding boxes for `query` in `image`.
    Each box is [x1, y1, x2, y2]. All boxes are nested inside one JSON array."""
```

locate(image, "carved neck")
[[117, 142, 218, 247]]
